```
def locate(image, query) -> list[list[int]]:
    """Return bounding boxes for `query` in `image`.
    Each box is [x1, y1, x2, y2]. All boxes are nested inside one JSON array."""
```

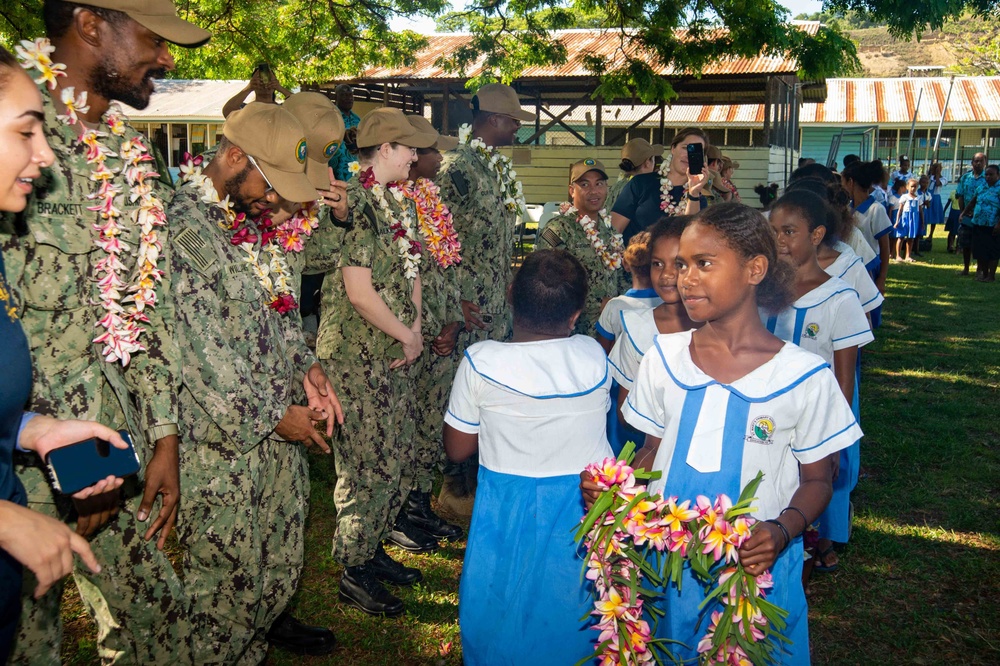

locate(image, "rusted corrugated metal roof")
[[350, 24, 819, 82], [800, 77, 1000, 125]]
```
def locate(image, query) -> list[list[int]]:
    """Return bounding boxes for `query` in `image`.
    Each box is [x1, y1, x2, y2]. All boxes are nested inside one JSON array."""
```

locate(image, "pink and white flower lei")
[[271, 202, 322, 254], [17, 37, 166, 366], [179, 157, 299, 314], [398, 178, 461, 268], [359, 167, 422, 279], [559, 203, 624, 270], [658, 160, 689, 216]]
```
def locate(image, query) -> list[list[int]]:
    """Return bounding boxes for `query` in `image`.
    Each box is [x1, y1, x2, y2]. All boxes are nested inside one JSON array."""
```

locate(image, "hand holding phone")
[[687, 143, 705, 176], [45, 430, 139, 495]]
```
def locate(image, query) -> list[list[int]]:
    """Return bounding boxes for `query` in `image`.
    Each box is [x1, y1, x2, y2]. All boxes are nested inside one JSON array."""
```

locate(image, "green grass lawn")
[[62, 231, 1000, 664]]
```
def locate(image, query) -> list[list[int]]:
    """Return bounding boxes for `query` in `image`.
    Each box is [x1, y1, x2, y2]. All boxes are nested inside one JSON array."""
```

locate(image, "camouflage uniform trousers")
[[176, 438, 308, 665], [323, 348, 417, 567], [411, 349, 458, 494], [11, 461, 191, 666]]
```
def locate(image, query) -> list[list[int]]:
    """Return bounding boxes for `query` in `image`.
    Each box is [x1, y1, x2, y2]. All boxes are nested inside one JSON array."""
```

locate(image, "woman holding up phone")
[[611, 127, 710, 245], [0, 46, 130, 659]]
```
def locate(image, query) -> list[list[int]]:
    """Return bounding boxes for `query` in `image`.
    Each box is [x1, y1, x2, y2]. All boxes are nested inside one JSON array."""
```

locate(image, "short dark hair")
[[357, 142, 401, 161], [986, 164, 999, 175], [510, 250, 588, 335], [785, 177, 853, 246], [770, 190, 838, 246], [841, 159, 884, 189], [0, 46, 19, 96], [842, 154, 860, 168], [44, 0, 130, 39], [647, 215, 692, 255], [690, 203, 793, 314]]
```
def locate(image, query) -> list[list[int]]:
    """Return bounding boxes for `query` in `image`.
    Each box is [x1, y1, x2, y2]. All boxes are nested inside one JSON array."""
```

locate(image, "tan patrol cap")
[[569, 158, 608, 184], [472, 83, 534, 122], [223, 104, 316, 204], [282, 92, 346, 189], [81, 0, 211, 47], [356, 108, 437, 149], [721, 155, 740, 170], [705, 145, 723, 162], [407, 115, 458, 151], [621, 138, 663, 167]]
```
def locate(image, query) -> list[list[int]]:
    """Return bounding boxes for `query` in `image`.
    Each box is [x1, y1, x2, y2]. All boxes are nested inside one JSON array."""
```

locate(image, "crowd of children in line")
[[449, 146, 914, 662]]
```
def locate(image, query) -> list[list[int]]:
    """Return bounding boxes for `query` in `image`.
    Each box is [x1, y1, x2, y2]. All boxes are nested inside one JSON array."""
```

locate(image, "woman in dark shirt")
[[611, 127, 710, 245], [0, 47, 126, 660]]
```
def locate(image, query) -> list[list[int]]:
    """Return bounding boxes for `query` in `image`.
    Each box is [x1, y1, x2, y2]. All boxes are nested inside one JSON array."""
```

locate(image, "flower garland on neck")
[[658, 159, 689, 217], [357, 166, 422, 279], [398, 178, 461, 268], [179, 155, 299, 314], [558, 202, 624, 270], [16, 38, 165, 366], [264, 202, 322, 254], [458, 123, 526, 217]]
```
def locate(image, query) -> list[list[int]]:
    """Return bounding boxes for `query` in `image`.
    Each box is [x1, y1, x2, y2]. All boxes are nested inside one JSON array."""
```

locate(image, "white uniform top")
[[843, 226, 877, 266], [824, 245, 884, 313], [762, 277, 874, 367], [608, 307, 660, 390], [624, 330, 862, 520], [596, 288, 663, 341], [444, 335, 613, 478], [854, 197, 893, 253]]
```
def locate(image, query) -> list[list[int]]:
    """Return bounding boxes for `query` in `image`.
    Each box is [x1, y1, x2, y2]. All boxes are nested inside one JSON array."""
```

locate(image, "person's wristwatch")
[[686, 193, 700, 201]]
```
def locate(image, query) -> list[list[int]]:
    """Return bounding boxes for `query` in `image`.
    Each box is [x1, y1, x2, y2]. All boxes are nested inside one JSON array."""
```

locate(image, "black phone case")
[[45, 431, 140, 495], [687, 144, 704, 175]]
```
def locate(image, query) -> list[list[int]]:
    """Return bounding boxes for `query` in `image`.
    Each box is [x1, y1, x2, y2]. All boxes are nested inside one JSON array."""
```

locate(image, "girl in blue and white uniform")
[[585, 203, 860, 664], [445, 250, 612, 664], [895, 179, 923, 262], [595, 231, 663, 353], [925, 162, 947, 243], [842, 159, 892, 296], [766, 191, 875, 574]]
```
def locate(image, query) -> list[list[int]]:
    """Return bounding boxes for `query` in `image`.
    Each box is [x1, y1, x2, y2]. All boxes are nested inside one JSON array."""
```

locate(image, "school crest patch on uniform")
[[748, 415, 775, 444], [804, 323, 820, 339]]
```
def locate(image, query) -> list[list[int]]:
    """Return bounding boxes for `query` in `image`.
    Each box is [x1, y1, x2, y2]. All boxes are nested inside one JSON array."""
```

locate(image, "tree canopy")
[[1, 0, 997, 100]]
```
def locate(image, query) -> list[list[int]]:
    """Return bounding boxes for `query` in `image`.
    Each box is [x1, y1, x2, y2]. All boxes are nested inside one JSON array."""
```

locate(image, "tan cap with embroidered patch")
[[282, 92, 346, 189], [223, 103, 316, 204], [82, 0, 211, 47], [569, 158, 608, 184], [621, 138, 664, 167]]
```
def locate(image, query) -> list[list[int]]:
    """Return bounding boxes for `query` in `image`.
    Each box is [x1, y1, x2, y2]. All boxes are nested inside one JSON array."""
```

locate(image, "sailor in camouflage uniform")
[[306, 108, 439, 618], [0, 3, 209, 662], [167, 104, 342, 661], [435, 83, 533, 514], [398, 116, 464, 542], [536, 159, 623, 337]]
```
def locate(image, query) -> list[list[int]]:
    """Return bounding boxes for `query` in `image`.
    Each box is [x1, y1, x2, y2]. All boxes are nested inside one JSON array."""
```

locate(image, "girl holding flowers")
[[583, 203, 861, 664], [444, 250, 613, 664]]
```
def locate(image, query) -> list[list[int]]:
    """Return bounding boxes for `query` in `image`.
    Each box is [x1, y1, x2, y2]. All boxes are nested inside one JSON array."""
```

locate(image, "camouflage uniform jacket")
[[307, 177, 419, 360], [537, 211, 622, 332], [166, 183, 313, 453], [0, 86, 180, 468], [606, 175, 631, 212], [437, 144, 516, 329]]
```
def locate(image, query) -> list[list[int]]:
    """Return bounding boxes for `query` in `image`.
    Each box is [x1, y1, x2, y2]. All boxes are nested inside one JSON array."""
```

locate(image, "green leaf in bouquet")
[[574, 491, 613, 542], [736, 471, 765, 506]]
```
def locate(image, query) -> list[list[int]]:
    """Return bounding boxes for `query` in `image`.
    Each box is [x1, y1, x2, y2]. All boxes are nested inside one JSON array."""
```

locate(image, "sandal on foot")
[[814, 545, 839, 573]]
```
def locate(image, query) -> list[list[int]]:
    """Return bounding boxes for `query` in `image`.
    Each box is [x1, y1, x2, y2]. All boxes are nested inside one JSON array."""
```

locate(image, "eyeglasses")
[[246, 154, 275, 197]]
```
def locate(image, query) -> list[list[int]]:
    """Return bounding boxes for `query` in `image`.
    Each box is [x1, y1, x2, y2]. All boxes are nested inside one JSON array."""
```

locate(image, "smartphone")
[[255, 62, 271, 86], [45, 430, 140, 495], [687, 143, 704, 176]]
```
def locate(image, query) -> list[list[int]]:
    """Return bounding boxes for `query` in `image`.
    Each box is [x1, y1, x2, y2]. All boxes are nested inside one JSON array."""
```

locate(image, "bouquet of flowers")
[[575, 443, 790, 665]]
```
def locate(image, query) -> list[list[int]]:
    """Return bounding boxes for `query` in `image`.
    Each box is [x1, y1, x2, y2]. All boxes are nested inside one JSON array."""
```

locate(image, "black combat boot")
[[385, 514, 439, 553], [369, 544, 423, 586], [266, 611, 337, 656], [339, 563, 405, 617], [405, 490, 464, 541]]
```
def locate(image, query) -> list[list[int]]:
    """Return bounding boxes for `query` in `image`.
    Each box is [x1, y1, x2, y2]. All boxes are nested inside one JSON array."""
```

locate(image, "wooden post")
[[535, 91, 541, 145], [659, 102, 665, 144], [442, 84, 449, 134], [595, 96, 603, 147]]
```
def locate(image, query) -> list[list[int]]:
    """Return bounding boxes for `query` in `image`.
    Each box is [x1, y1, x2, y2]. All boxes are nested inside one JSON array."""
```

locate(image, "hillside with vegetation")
[[797, 10, 1000, 77]]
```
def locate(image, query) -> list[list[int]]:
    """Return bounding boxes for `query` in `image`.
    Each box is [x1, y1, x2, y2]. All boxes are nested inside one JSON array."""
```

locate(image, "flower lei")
[[658, 160, 689, 217], [358, 166, 422, 279], [179, 155, 299, 314], [559, 203, 624, 270], [268, 202, 322, 254], [398, 178, 461, 268], [576, 443, 789, 665], [16, 38, 165, 366], [458, 123, 526, 216]]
